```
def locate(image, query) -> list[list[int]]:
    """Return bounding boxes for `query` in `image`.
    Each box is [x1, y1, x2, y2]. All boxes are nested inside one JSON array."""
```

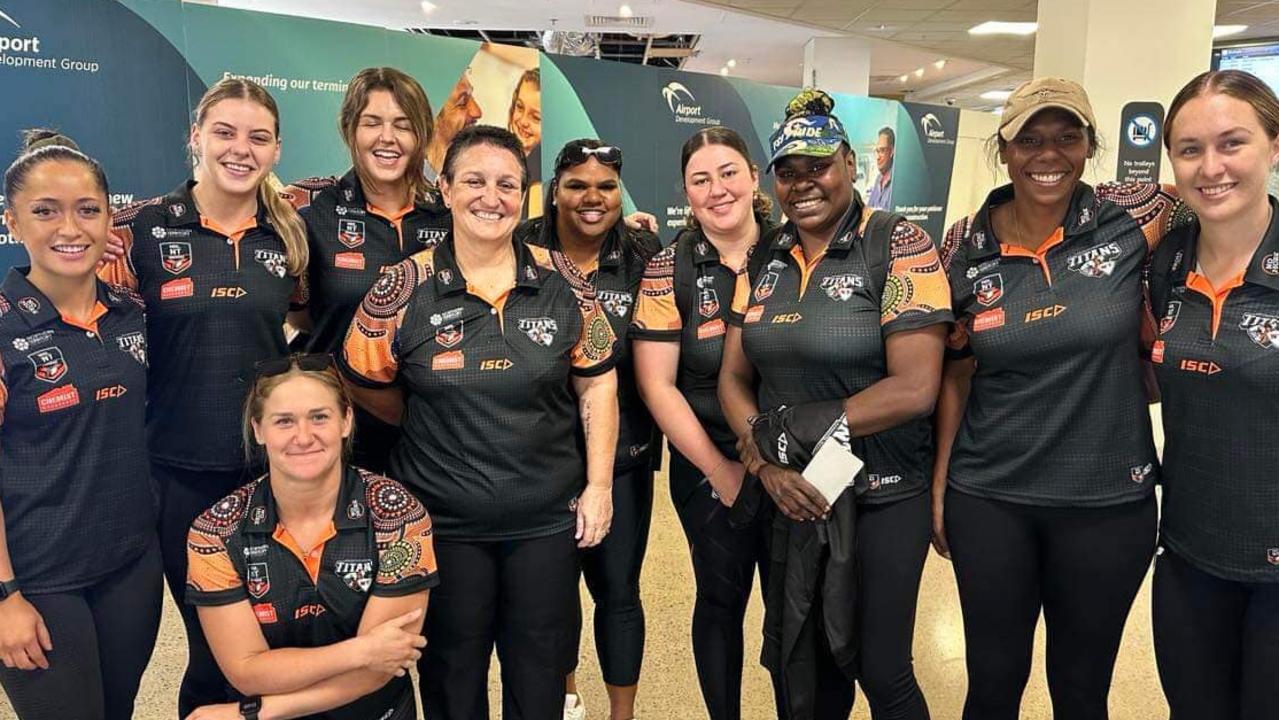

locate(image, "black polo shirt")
[[939, 182, 1185, 507], [340, 234, 617, 541], [285, 170, 451, 355], [518, 218, 660, 471], [102, 182, 301, 471], [728, 201, 952, 503], [187, 466, 437, 719], [0, 269, 154, 593], [631, 220, 773, 460], [1148, 197, 1279, 582]]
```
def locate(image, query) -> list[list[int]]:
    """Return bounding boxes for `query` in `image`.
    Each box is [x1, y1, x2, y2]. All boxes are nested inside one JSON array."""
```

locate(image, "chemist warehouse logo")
[[0, 6, 101, 74], [660, 82, 721, 126]]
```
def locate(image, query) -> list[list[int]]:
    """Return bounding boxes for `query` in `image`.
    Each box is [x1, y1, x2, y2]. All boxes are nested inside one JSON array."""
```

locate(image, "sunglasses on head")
[[558, 144, 623, 169], [254, 353, 337, 378]]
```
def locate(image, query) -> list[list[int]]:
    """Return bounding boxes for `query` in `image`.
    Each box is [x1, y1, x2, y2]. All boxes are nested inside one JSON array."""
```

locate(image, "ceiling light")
[[899, 74, 909, 83], [969, 21, 1037, 36], [719, 67, 729, 76], [726, 58, 737, 68], [1213, 24, 1248, 39], [934, 59, 947, 70], [420, 0, 437, 12], [980, 89, 1013, 101], [914, 67, 925, 77], [619, 4, 634, 18]]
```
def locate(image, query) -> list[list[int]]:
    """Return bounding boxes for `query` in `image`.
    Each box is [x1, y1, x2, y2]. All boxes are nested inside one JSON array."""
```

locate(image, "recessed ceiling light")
[[914, 67, 925, 77], [719, 67, 729, 76], [619, 4, 634, 18], [727, 58, 737, 68], [980, 89, 1013, 101], [420, 1, 437, 12], [1214, 24, 1248, 39], [899, 74, 909, 83], [969, 21, 1037, 36], [934, 59, 947, 70]]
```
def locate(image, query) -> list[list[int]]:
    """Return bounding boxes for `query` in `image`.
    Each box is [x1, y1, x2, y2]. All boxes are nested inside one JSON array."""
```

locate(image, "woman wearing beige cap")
[[932, 77, 1186, 719]]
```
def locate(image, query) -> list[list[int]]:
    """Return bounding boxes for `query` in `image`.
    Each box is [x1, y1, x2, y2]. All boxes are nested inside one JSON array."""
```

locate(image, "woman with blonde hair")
[[101, 76, 308, 716]]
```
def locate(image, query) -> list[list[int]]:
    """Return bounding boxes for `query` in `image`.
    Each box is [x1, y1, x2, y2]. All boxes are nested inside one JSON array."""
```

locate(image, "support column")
[[803, 37, 872, 96], [1034, 0, 1217, 182]]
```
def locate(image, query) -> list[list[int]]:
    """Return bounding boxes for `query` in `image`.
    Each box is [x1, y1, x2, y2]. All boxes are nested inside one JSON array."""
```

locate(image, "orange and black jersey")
[[729, 198, 953, 503], [0, 269, 154, 594], [101, 181, 302, 471], [631, 219, 774, 458], [341, 234, 616, 541], [518, 218, 661, 470], [187, 466, 436, 720], [940, 182, 1187, 507], [284, 170, 451, 355], [1147, 197, 1279, 582]]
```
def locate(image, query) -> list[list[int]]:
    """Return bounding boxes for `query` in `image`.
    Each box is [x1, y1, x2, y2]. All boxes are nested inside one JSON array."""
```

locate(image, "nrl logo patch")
[[820, 273, 864, 301], [698, 287, 720, 318], [518, 317, 558, 346], [255, 249, 288, 279], [974, 274, 1003, 307], [1240, 313, 1279, 349], [246, 562, 270, 598], [597, 290, 633, 318], [753, 271, 779, 302], [28, 347, 68, 383], [1067, 242, 1122, 278], [160, 242, 192, 275], [435, 321, 463, 348], [1160, 301, 1181, 335], [338, 219, 365, 248]]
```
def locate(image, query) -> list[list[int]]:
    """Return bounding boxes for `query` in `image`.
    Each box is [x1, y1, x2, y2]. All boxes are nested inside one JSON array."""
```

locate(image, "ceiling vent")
[[585, 14, 654, 29]]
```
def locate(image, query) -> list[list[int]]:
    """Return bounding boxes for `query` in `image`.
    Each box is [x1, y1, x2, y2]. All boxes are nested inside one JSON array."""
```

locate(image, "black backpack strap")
[[859, 208, 906, 301], [670, 229, 698, 320]]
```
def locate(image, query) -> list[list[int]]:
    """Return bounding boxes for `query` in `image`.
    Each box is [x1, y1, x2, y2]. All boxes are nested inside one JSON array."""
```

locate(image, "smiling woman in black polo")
[[185, 355, 436, 720], [341, 125, 619, 720]]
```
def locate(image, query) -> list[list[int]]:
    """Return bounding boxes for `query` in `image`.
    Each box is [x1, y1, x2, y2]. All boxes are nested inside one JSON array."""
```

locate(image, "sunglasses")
[[557, 144, 623, 169], [254, 353, 337, 378]]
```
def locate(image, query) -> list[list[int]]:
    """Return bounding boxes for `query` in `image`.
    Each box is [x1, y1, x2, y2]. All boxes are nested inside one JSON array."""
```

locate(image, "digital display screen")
[[1214, 42, 1279, 92]]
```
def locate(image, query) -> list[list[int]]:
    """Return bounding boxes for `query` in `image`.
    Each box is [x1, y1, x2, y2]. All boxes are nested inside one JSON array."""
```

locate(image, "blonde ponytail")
[[259, 172, 308, 277]]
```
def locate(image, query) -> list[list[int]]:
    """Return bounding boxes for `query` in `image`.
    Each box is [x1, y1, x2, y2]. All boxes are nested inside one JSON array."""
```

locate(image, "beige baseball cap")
[[998, 77, 1097, 142]]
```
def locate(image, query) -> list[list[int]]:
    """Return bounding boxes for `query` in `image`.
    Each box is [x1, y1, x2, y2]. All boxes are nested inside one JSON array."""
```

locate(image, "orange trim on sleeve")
[[272, 522, 338, 585], [1185, 270, 1245, 340], [571, 300, 616, 371], [99, 227, 139, 289], [186, 527, 244, 594], [368, 203, 414, 251], [882, 223, 952, 326], [1000, 226, 1064, 285], [632, 249, 681, 334]]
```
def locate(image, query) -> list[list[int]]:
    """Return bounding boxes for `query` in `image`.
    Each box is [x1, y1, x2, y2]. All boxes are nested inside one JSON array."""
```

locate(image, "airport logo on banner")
[[0, 5, 100, 74], [919, 113, 953, 145], [661, 81, 721, 126]]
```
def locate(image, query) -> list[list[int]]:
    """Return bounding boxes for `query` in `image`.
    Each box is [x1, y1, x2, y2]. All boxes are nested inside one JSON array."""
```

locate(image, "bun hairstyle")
[[192, 77, 308, 278], [679, 126, 773, 230], [785, 88, 837, 120], [4, 128, 109, 201]]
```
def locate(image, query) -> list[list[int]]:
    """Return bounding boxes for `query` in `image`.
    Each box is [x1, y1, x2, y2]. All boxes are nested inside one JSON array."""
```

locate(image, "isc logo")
[[1179, 359, 1222, 375], [211, 287, 247, 298], [95, 385, 127, 401], [480, 359, 514, 371], [771, 313, 803, 324], [1024, 304, 1066, 323]]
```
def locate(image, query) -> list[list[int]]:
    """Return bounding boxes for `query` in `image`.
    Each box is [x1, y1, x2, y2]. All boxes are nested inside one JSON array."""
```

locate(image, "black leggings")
[[945, 488, 1157, 720], [0, 541, 162, 720], [420, 529, 581, 720], [670, 451, 773, 720], [153, 461, 252, 718], [771, 491, 932, 720], [578, 463, 654, 686], [1153, 546, 1279, 720]]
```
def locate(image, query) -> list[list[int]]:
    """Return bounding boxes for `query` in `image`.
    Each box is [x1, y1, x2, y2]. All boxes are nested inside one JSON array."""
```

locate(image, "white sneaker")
[[563, 693, 586, 720]]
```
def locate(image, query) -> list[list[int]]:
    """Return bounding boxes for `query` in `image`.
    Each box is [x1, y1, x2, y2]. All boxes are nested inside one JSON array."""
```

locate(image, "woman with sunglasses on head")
[[184, 354, 436, 720], [342, 125, 620, 720], [283, 67, 450, 474], [719, 89, 952, 720], [513, 138, 660, 720], [932, 78, 1184, 720], [0, 131, 161, 720], [630, 126, 777, 720], [1148, 69, 1279, 720], [100, 77, 309, 715]]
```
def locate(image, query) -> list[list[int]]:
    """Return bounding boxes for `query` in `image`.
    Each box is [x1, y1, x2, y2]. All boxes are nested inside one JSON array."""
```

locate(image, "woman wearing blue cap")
[[719, 89, 952, 720]]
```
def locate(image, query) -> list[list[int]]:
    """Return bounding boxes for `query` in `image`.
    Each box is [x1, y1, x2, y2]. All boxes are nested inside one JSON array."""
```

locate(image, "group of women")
[[0, 55, 1274, 720]]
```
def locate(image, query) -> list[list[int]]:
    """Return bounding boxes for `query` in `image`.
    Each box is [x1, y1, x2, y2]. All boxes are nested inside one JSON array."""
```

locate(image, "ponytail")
[[259, 172, 308, 277]]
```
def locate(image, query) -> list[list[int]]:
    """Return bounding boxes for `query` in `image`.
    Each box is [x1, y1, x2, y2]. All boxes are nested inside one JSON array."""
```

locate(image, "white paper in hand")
[[802, 416, 864, 506]]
